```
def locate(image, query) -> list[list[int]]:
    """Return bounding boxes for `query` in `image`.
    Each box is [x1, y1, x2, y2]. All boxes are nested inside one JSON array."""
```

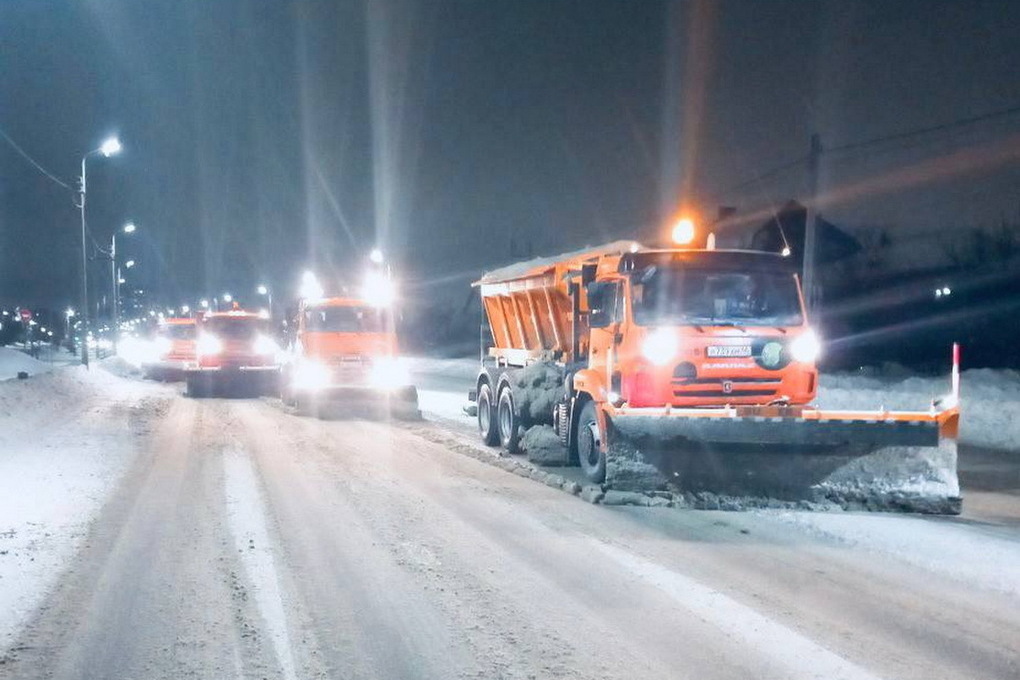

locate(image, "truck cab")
[[580, 248, 819, 409], [185, 309, 282, 396], [281, 296, 418, 411], [142, 317, 196, 380]]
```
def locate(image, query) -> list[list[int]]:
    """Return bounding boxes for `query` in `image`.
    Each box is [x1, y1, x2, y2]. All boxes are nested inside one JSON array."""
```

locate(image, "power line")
[[828, 102, 1020, 153], [0, 125, 73, 190], [723, 155, 808, 193], [724, 102, 1020, 196]]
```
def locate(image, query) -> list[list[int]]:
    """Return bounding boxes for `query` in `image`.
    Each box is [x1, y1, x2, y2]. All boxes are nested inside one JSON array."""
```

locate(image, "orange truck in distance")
[[281, 295, 418, 416], [142, 317, 196, 380], [185, 309, 282, 397], [469, 229, 962, 513]]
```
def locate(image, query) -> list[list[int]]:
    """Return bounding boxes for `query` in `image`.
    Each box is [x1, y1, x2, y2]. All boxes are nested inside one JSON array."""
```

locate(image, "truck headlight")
[[153, 336, 173, 357], [369, 357, 410, 389], [196, 333, 223, 357], [253, 334, 280, 356], [293, 359, 330, 390], [790, 328, 821, 363], [641, 329, 677, 366]]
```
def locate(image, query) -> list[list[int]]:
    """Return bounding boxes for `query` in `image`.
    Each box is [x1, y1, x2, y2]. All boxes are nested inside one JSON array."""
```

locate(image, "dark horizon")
[[3, 0, 1020, 311]]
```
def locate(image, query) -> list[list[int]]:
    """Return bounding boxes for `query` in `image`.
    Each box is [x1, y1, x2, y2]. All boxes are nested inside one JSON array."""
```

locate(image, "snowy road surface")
[[0, 362, 1018, 679]]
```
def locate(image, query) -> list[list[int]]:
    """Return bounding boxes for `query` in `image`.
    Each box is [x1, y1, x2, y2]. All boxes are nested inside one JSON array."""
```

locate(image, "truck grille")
[[672, 377, 780, 399]]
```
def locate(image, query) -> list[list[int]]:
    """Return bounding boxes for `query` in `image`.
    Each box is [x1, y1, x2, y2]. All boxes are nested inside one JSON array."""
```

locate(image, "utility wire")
[[828, 102, 1020, 154], [0, 125, 73, 190], [725, 102, 1020, 195]]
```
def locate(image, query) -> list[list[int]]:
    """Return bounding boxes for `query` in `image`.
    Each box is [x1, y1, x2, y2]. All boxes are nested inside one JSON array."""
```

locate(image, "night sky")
[[2, 0, 1019, 310]]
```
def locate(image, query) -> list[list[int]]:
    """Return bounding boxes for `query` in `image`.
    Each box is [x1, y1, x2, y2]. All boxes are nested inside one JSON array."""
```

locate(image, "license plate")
[[707, 345, 751, 357]]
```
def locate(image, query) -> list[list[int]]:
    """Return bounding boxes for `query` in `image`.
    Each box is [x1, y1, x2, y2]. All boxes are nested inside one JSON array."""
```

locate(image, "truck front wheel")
[[477, 383, 499, 446], [576, 400, 606, 483]]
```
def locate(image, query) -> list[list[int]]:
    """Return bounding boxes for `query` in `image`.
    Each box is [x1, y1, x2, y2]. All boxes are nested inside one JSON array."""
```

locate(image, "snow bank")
[[522, 425, 568, 465], [0, 366, 166, 652], [0, 347, 52, 381], [818, 368, 1020, 452]]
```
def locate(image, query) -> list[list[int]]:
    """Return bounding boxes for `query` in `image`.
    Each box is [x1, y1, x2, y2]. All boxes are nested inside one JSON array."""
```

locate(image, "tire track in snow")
[[593, 540, 885, 680], [223, 446, 298, 680]]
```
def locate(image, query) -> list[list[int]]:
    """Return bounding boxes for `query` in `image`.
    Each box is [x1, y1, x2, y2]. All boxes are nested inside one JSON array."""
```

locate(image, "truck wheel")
[[576, 400, 606, 483], [187, 375, 206, 398], [477, 383, 499, 446], [497, 387, 521, 454]]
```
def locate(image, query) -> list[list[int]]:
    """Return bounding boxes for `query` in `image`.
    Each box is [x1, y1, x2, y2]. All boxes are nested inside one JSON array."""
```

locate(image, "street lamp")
[[200, 299, 209, 309], [79, 135, 122, 367], [256, 284, 272, 317], [110, 223, 136, 348], [223, 293, 233, 303]]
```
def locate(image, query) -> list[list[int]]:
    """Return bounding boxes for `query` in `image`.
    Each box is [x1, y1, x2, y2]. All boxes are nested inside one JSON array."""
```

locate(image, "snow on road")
[[0, 364, 168, 651]]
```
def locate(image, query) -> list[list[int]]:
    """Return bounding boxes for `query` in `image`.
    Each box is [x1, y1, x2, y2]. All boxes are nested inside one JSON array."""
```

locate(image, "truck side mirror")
[[581, 263, 597, 287]]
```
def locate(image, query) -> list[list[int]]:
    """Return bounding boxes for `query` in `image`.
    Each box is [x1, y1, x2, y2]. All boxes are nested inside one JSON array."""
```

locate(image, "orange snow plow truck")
[[280, 296, 419, 416], [469, 238, 961, 513]]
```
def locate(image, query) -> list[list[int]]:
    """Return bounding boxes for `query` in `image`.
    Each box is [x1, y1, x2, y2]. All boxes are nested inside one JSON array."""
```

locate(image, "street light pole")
[[79, 154, 89, 368], [78, 136, 121, 368]]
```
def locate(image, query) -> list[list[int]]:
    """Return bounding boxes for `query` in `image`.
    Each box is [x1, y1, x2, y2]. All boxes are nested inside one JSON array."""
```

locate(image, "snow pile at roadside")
[[0, 347, 52, 381], [818, 368, 1020, 452], [766, 510, 1020, 598], [0, 366, 163, 652]]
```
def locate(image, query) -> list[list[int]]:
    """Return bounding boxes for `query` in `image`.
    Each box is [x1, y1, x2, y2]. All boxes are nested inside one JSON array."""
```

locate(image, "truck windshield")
[[305, 306, 389, 333], [631, 265, 803, 327], [161, 324, 195, 340], [206, 317, 269, 340]]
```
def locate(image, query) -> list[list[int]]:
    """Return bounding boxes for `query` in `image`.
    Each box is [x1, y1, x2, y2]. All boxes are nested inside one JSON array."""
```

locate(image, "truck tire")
[[497, 387, 521, 454], [576, 400, 606, 483], [187, 375, 207, 398], [477, 383, 499, 446]]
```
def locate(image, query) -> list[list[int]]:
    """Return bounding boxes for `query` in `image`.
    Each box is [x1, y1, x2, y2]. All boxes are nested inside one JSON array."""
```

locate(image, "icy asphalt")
[[0, 360, 1017, 679]]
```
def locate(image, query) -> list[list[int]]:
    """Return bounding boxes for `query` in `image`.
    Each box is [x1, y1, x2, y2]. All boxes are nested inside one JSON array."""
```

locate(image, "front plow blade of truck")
[[603, 406, 961, 514]]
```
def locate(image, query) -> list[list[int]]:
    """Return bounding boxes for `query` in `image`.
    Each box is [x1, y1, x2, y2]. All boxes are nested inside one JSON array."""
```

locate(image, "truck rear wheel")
[[497, 387, 521, 454], [477, 383, 499, 446], [576, 400, 606, 483]]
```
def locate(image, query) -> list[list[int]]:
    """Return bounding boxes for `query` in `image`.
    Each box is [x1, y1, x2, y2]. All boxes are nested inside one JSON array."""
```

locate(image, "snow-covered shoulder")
[[0, 365, 167, 653], [0, 347, 53, 381]]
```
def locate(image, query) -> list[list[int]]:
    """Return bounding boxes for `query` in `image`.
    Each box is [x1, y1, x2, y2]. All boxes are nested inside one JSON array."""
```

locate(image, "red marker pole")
[[951, 342, 960, 401]]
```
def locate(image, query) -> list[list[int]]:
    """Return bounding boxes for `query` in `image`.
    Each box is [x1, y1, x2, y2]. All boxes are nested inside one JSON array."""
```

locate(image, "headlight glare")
[[790, 328, 821, 363], [640, 329, 677, 366]]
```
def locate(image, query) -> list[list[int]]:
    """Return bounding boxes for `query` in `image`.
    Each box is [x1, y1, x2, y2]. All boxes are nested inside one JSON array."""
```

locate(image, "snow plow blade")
[[603, 406, 961, 514]]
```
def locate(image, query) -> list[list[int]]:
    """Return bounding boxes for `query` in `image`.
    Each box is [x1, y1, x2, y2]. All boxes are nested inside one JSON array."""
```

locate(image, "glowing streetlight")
[[123, 221, 136, 234], [200, 299, 209, 309], [124, 260, 135, 269], [256, 284, 273, 317], [223, 293, 233, 303], [369, 248, 384, 264], [99, 137, 122, 157], [300, 271, 324, 299], [79, 135, 123, 367]]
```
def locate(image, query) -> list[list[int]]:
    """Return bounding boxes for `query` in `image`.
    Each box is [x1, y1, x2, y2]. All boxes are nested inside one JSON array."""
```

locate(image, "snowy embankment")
[[0, 347, 52, 381], [0, 363, 166, 652], [819, 368, 1020, 452]]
